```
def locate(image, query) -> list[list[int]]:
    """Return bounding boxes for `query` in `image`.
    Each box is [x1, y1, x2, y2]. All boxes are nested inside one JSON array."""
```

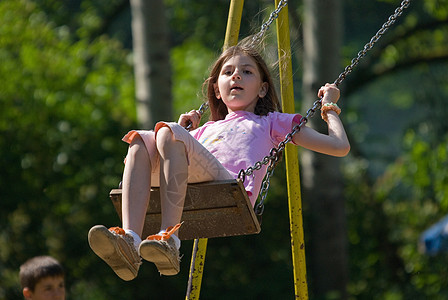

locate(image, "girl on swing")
[[88, 38, 350, 281]]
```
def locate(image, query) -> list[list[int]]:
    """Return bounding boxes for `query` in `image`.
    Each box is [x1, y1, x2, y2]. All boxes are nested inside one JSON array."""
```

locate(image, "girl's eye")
[[222, 69, 232, 75], [243, 70, 252, 74]]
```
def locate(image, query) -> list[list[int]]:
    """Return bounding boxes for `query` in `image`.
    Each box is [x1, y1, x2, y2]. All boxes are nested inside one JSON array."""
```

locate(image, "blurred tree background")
[[1, 0, 447, 299]]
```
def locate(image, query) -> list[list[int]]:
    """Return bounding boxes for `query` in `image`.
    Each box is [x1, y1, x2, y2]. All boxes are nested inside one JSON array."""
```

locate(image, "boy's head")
[[19, 256, 65, 300]]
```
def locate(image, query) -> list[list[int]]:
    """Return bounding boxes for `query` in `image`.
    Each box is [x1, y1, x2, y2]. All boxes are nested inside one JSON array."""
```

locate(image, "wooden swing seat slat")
[[109, 179, 261, 240]]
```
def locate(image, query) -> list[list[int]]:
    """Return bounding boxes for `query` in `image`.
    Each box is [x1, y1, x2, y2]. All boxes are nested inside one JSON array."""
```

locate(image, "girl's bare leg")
[[156, 127, 188, 232], [88, 135, 149, 280], [121, 136, 151, 237]]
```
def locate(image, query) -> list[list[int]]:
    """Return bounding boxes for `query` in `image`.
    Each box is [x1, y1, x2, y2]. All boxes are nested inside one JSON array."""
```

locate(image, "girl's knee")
[[156, 125, 187, 157], [127, 135, 148, 158], [129, 134, 144, 149], [156, 126, 175, 145]]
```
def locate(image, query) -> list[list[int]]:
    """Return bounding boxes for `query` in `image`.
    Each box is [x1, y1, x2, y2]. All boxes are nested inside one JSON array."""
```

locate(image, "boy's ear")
[[259, 82, 268, 98], [23, 287, 32, 299], [213, 83, 221, 99]]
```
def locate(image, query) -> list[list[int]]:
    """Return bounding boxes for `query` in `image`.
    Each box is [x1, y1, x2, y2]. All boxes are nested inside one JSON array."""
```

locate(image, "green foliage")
[[367, 132, 448, 299], [1, 0, 448, 299], [171, 40, 215, 118], [0, 0, 136, 298], [165, 0, 229, 47], [340, 1, 448, 298], [344, 59, 448, 298], [165, 0, 265, 48], [424, 0, 448, 20]]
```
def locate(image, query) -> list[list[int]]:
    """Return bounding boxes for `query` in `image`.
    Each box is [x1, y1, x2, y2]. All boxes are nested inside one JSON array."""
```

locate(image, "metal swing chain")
[[185, 0, 410, 216], [251, 0, 289, 46], [238, 98, 322, 216], [185, 102, 209, 131], [186, 6, 292, 296], [239, 0, 412, 217]]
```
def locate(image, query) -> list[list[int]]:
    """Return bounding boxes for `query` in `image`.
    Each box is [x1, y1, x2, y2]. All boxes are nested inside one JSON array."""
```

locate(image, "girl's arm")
[[292, 84, 350, 157]]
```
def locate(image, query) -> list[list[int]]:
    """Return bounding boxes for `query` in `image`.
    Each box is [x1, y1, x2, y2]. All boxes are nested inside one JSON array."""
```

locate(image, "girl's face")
[[214, 54, 268, 114]]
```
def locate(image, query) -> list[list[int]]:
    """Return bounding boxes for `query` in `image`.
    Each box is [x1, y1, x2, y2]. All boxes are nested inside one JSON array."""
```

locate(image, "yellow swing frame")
[[109, 0, 410, 296], [185, 1, 307, 299], [183, 0, 411, 296], [110, 0, 308, 298]]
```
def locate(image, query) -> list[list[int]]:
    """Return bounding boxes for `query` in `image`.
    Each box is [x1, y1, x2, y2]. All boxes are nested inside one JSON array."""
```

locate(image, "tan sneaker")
[[88, 225, 141, 281], [139, 224, 182, 276]]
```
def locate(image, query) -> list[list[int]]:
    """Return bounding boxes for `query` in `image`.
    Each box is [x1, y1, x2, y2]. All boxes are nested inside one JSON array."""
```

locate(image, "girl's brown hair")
[[203, 41, 281, 121]]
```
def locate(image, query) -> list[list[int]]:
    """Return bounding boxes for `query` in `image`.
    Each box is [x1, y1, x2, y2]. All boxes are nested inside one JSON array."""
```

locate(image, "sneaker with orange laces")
[[88, 225, 142, 281], [139, 223, 182, 276]]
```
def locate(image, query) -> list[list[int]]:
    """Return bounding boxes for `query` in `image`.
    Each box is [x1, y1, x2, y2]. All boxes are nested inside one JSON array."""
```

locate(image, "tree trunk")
[[302, 0, 348, 298], [130, 0, 172, 129]]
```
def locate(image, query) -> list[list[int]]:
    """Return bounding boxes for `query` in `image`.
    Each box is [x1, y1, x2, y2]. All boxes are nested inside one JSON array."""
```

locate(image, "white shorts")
[[122, 122, 233, 187]]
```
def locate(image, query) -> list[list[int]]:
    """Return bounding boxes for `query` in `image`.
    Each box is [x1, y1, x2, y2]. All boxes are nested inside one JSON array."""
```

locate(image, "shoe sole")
[[139, 240, 179, 276], [88, 225, 138, 281]]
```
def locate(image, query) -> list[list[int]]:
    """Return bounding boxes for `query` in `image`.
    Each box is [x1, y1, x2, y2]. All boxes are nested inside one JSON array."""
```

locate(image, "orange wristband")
[[321, 102, 341, 122]]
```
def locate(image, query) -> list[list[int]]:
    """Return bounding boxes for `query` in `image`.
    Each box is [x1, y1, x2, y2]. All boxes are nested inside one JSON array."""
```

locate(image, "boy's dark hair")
[[19, 256, 64, 291]]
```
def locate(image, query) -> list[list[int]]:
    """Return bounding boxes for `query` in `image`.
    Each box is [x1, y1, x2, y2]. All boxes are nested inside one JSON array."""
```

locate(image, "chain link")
[[197, 102, 209, 115], [251, 0, 289, 47], [241, 99, 322, 216], [185, 102, 209, 131]]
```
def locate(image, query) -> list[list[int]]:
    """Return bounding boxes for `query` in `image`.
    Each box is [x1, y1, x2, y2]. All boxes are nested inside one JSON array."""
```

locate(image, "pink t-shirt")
[[190, 110, 301, 206]]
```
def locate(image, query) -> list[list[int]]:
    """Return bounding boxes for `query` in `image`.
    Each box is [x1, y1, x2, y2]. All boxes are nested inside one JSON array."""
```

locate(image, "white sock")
[[158, 230, 181, 250], [125, 229, 142, 251]]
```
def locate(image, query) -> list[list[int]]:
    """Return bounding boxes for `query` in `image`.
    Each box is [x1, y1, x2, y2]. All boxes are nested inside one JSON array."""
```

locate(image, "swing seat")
[[109, 179, 261, 240]]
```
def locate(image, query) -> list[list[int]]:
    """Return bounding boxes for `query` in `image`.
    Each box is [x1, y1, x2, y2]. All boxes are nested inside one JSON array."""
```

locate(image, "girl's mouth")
[[230, 86, 243, 91]]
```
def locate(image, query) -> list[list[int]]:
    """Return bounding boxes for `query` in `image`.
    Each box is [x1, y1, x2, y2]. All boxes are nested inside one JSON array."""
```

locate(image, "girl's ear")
[[258, 82, 268, 98], [213, 83, 221, 99], [23, 287, 32, 299]]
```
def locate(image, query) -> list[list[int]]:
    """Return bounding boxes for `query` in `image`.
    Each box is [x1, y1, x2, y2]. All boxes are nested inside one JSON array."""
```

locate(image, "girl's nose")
[[232, 70, 241, 80]]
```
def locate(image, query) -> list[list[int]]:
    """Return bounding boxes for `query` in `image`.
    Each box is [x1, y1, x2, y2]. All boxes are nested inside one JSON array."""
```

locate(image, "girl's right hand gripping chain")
[[178, 110, 202, 130], [318, 83, 340, 105]]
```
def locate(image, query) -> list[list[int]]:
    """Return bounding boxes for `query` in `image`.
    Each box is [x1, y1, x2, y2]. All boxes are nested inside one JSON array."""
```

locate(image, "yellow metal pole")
[[185, 238, 208, 299], [274, 1, 309, 299], [223, 0, 244, 50], [185, 1, 244, 299]]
